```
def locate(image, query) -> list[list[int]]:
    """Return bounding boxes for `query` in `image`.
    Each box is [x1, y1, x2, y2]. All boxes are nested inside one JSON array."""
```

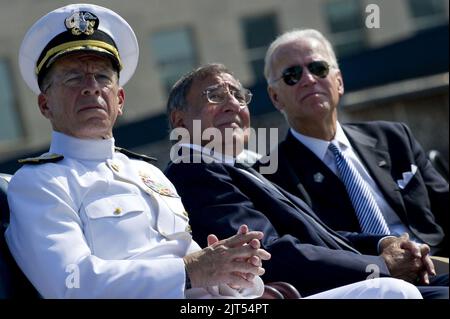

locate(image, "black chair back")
[[0, 174, 39, 298]]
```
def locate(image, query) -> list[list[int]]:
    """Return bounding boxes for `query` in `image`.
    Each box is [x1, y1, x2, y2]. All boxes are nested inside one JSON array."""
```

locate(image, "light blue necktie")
[[328, 142, 390, 235]]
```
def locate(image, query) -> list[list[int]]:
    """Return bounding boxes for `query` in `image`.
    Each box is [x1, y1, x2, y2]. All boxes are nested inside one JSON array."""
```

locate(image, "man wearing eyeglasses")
[[164, 63, 445, 298], [260, 29, 448, 269]]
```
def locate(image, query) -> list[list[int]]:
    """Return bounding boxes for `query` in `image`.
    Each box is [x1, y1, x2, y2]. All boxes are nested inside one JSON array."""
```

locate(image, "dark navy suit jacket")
[[165, 150, 390, 296], [262, 121, 448, 256]]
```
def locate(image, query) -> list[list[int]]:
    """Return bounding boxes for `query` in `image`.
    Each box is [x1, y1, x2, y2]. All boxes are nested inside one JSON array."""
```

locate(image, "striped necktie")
[[328, 142, 390, 235]]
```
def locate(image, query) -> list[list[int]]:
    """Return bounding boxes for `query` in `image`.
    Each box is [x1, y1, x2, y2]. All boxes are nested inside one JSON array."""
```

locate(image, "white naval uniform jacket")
[[5, 131, 263, 299]]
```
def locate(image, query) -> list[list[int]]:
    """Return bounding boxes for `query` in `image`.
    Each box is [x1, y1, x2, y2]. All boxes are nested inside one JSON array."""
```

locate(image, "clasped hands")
[[380, 233, 436, 284], [183, 225, 271, 289]]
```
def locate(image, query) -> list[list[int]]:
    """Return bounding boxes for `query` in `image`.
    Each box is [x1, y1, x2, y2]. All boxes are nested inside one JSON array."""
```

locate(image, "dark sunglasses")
[[273, 60, 330, 86]]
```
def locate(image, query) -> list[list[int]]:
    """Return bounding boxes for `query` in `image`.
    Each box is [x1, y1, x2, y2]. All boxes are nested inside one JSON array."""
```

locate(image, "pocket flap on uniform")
[[84, 194, 146, 219]]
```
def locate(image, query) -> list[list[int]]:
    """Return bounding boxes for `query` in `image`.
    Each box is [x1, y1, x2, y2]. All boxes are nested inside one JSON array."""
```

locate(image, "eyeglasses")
[[43, 70, 116, 92], [202, 85, 252, 107], [271, 60, 330, 86]]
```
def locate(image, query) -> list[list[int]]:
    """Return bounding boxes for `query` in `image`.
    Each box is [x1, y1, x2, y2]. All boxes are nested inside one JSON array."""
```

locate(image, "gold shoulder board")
[[115, 147, 157, 163], [18, 153, 64, 165]]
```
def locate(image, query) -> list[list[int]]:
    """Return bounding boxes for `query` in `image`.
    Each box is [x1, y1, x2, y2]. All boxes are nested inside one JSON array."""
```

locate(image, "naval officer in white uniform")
[[5, 3, 269, 299]]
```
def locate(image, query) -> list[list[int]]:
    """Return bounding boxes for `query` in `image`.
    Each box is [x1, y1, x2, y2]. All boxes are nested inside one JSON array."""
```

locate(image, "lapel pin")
[[378, 160, 387, 167], [313, 172, 325, 183]]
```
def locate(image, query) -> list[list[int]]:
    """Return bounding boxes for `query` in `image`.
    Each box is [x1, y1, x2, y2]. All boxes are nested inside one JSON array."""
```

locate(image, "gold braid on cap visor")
[[35, 39, 123, 75]]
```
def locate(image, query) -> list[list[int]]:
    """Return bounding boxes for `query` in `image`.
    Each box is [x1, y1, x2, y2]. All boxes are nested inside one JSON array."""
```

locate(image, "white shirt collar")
[[290, 122, 352, 160], [49, 131, 115, 161], [180, 143, 235, 165], [332, 123, 352, 151]]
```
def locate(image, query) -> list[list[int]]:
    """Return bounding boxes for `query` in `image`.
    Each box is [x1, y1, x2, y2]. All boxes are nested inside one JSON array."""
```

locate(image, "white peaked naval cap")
[[19, 3, 139, 94]]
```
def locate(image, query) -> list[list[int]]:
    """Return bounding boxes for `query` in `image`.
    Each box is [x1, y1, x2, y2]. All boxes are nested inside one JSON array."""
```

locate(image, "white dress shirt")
[[6, 132, 263, 299]]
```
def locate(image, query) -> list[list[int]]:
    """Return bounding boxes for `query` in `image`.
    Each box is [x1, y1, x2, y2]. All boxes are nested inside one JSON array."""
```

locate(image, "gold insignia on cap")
[[65, 11, 99, 36], [20, 3, 139, 95]]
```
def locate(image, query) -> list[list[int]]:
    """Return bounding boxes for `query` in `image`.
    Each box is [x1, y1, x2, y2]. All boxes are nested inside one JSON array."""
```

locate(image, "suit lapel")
[[237, 161, 360, 253], [277, 181, 362, 254], [237, 163, 283, 194], [343, 125, 407, 217], [282, 132, 347, 206], [235, 162, 300, 210], [175, 146, 288, 203]]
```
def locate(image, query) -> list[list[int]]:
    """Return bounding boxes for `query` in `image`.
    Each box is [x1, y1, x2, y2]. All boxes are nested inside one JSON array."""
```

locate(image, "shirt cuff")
[[377, 235, 397, 254]]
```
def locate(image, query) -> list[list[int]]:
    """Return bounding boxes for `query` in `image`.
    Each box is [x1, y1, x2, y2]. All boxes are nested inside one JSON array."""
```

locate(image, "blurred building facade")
[[0, 0, 448, 173]]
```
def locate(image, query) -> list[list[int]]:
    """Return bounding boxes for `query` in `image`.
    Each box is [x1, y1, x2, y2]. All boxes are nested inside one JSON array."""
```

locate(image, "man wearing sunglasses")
[[261, 29, 448, 270]]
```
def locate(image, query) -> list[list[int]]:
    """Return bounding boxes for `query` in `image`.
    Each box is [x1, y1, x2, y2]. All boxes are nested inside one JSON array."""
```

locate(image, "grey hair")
[[264, 29, 339, 83], [166, 63, 234, 128]]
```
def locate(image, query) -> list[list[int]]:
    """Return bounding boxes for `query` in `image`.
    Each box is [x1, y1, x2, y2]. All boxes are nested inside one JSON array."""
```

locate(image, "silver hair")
[[264, 28, 339, 83], [166, 63, 234, 128]]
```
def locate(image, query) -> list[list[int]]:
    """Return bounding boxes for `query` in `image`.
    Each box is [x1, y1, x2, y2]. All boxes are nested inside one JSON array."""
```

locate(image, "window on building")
[[324, 0, 367, 57], [151, 27, 197, 95], [408, 0, 448, 29], [241, 13, 279, 83], [0, 59, 22, 145]]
